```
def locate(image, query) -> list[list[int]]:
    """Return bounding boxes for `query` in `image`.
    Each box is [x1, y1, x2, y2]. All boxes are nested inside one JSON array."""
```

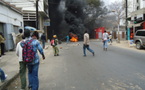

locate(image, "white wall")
[[5, 0, 45, 12], [0, 4, 23, 27], [140, 0, 145, 9], [133, 0, 145, 10]]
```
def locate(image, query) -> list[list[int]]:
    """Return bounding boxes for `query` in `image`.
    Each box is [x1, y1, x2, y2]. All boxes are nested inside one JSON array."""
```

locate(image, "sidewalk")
[[111, 40, 145, 53], [0, 51, 19, 89], [0, 43, 51, 89]]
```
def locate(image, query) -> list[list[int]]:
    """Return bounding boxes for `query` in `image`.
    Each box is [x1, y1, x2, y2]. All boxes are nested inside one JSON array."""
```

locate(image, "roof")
[[0, 0, 22, 14]]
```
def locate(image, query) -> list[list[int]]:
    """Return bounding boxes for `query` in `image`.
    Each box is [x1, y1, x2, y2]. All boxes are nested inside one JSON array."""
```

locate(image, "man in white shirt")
[[83, 30, 95, 56]]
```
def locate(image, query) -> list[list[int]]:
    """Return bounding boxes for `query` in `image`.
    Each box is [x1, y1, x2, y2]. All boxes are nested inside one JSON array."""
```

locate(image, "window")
[[136, 31, 145, 36], [137, 6, 139, 10]]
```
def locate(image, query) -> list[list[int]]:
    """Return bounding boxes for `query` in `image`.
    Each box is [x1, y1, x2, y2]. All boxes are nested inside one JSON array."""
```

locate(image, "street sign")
[[44, 22, 50, 26]]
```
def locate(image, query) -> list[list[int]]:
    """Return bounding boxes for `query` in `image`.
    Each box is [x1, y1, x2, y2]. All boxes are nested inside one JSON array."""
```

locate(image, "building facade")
[[5, 0, 49, 39], [0, 0, 23, 50], [127, 0, 145, 40]]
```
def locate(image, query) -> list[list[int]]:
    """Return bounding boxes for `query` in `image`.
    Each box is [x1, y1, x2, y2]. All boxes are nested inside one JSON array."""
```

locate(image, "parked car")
[[134, 29, 145, 49]]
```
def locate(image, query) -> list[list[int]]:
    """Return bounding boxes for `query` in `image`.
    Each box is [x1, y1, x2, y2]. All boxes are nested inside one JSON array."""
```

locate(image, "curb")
[[0, 44, 50, 89], [0, 73, 19, 90]]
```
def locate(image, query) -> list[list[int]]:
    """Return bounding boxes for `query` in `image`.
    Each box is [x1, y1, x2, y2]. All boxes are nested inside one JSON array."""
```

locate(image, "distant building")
[[0, 0, 23, 50]]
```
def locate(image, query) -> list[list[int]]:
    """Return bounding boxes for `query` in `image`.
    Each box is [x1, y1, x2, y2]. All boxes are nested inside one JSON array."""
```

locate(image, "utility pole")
[[36, 0, 39, 30], [125, 0, 128, 40]]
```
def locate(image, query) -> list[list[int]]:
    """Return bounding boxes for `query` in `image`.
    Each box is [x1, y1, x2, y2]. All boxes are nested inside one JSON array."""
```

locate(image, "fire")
[[70, 33, 78, 42], [70, 36, 78, 42]]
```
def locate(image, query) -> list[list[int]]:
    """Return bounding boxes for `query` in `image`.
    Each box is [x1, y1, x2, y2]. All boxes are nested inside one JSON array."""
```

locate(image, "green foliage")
[[86, 0, 101, 7]]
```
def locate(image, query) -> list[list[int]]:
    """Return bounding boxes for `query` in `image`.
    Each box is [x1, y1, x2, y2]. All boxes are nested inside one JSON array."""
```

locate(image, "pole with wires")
[[125, 0, 128, 40], [36, 0, 39, 29]]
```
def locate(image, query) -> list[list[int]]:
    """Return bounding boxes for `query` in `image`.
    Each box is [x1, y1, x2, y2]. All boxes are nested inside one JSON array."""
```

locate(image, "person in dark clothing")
[[41, 33, 46, 49], [0, 32, 5, 55]]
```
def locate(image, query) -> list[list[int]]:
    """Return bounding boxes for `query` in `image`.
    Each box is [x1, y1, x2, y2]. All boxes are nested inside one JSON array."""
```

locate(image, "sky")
[[103, 0, 121, 6]]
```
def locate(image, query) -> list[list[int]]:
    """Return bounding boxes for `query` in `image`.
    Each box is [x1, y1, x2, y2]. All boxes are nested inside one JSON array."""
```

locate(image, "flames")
[[70, 33, 78, 42]]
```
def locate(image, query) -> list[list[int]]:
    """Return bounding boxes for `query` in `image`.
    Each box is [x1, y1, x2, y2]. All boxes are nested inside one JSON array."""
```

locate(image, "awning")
[[134, 21, 144, 27], [128, 21, 145, 28]]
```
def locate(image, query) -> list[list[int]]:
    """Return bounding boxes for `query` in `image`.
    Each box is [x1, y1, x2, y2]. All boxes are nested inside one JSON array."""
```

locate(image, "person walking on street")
[[0, 32, 5, 55], [83, 30, 94, 57], [40, 33, 46, 49], [16, 35, 27, 90], [102, 30, 109, 51], [51, 35, 59, 56], [109, 34, 112, 45], [21, 29, 45, 90], [66, 35, 70, 44], [16, 29, 23, 45]]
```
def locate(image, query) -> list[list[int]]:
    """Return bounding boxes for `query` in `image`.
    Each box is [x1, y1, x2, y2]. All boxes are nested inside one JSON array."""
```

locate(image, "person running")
[[21, 29, 45, 90], [51, 35, 59, 56], [102, 30, 109, 51], [83, 30, 94, 56]]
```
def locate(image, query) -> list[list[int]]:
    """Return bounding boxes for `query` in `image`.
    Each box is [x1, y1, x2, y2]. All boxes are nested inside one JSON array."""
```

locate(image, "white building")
[[133, 0, 145, 10], [127, 0, 145, 40], [0, 0, 23, 50], [4, 0, 49, 31]]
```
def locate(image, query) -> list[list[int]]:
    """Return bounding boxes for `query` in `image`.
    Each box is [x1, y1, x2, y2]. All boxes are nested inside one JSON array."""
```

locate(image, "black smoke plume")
[[48, 0, 106, 40]]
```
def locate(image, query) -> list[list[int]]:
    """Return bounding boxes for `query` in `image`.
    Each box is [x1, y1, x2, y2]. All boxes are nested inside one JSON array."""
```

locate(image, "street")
[[6, 41, 145, 90]]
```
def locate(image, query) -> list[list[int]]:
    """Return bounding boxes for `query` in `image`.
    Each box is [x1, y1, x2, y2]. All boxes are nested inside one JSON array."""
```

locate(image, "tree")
[[109, 1, 125, 42], [84, 0, 108, 38], [109, 1, 125, 26]]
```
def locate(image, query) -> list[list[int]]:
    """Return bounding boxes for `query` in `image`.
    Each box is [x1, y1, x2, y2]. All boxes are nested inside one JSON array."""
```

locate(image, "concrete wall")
[[140, 0, 145, 9], [0, 4, 23, 26], [0, 2, 23, 50]]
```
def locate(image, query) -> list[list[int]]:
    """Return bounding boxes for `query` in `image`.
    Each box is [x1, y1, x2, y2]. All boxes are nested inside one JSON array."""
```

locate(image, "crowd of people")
[[0, 27, 113, 90]]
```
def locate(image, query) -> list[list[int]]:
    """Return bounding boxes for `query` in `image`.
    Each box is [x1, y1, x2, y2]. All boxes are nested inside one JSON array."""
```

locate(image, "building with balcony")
[[5, 0, 50, 41]]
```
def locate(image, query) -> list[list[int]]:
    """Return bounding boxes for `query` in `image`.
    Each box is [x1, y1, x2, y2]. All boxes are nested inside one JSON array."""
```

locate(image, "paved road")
[[7, 41, 145, 90]]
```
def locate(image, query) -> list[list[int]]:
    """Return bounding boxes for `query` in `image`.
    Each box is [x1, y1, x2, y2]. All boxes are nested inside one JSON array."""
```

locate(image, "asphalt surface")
[[6, 41, 145, 90]]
